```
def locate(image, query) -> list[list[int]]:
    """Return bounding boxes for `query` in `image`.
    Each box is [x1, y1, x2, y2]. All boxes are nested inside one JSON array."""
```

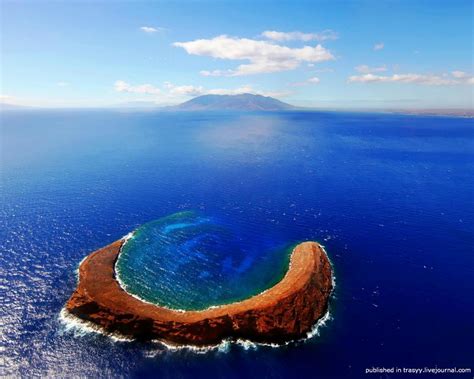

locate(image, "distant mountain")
[[168, 93, 297, 111]]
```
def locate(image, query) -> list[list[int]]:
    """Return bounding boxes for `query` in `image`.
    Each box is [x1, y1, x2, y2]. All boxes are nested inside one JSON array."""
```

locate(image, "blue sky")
[[1, 0, 473, 108]]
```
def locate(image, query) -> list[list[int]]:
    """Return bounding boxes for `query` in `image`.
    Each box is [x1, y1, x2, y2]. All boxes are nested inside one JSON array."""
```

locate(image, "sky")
[[0, 0, 473, 109]]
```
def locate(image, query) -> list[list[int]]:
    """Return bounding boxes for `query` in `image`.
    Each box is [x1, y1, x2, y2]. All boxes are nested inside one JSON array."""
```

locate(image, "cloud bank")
[[355, 65, 387, 73], [348, 72, 474, 85], [261, 30, 338, 42], [114, 80, 289, 101], [173, 35, 334, 76], [114, 80, 162, 94]]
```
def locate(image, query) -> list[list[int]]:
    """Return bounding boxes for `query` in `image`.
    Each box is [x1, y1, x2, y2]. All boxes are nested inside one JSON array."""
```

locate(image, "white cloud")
[[57, 81, 69, 87], [140, 26, 161, 33], [166, 82, 289, 98], [347, 73, 467, 85], [452, 70, 468, 79], [233, 59, 300, 76], [207, 85, 259, 95], [355, 65, 387, 73], [261, 29, 338, 42], [0, 94, 29, 106], [164, 82, 204, 96], [468, 77, 474, 84], [200, 69, 234, 77], [0, 94, 15, 103], [114, 80, 289, 101], [114, 80, 161, 94], [173, 34, 334, 76], [308, 77, 320, 83], [291, 76, 320, 86], [374, 42, 384, 51]]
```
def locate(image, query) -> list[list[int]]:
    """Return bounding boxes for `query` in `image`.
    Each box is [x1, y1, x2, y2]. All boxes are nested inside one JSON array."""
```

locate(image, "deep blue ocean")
[[1, 110, 473, 378]]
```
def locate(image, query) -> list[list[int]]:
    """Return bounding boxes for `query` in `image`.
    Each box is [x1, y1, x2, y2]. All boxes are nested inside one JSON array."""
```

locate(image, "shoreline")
[[59, 306, 333, 352], [65, 238, 333, 346]]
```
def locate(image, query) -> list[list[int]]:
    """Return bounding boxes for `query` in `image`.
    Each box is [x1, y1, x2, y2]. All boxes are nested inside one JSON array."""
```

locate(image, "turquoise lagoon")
[[115, 211, 291, 310]]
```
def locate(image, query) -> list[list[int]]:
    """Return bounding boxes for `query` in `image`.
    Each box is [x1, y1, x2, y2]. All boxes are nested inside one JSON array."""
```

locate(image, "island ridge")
[[65, 239, 333, 346]]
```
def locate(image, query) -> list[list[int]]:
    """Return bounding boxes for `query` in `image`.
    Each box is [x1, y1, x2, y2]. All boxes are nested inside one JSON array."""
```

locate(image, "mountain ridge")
[[167, 93, 297, 111]]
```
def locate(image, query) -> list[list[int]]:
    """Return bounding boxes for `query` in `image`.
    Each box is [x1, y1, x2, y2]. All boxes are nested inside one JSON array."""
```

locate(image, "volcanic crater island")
[[65, 212, 334, 346]]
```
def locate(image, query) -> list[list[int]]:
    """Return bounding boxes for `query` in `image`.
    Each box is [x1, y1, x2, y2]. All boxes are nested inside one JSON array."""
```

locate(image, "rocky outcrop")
[[65, 240, 333, 346]]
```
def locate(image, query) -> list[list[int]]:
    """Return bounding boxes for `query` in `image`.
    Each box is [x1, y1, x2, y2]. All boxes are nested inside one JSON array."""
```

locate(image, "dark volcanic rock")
[[66, 240, 333, 346]]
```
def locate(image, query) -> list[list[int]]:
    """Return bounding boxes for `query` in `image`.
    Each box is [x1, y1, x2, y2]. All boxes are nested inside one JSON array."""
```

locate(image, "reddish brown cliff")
[[65, 240, 333, 346]]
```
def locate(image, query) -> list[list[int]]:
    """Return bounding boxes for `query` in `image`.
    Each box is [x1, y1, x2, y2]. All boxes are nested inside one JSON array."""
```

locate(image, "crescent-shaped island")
[[65, 238, 333, 346]]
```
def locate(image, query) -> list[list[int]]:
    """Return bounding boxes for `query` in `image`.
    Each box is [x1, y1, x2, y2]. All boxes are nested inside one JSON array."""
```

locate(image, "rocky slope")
[[65, 240, 333, 346]]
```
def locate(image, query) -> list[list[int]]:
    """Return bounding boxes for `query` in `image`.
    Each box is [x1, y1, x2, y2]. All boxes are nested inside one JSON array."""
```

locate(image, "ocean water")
[[0, 110, 473, 378]]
